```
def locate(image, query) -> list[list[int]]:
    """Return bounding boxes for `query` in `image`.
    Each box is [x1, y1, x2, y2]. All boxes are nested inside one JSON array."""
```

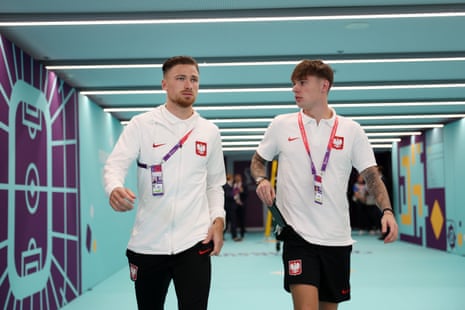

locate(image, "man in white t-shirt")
[[250, 60, 398, 310]]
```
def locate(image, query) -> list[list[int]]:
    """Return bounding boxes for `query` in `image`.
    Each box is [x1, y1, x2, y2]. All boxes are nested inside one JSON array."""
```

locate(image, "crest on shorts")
[[288, 259, 302, 276], [130, 263, 138, 281]]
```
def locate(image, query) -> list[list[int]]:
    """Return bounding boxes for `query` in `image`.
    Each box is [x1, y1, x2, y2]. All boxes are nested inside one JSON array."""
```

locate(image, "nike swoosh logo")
[[152, 143, 165, 148], [198, 248, 212, 255], [288, 137, 299, 142]]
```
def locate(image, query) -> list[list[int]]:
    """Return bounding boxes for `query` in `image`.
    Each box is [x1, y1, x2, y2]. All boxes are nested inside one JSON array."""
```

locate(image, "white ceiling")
[[2, 1, 465, 155]]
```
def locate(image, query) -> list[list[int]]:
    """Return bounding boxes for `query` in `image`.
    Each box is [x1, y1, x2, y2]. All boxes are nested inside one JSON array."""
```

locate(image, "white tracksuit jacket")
[[104, 105, 226, 254]]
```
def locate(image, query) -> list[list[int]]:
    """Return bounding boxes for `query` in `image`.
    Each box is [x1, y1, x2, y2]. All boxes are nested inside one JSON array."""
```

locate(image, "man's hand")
[[203, 217, 225, 256], [381, 211, 398, 243], [255, 179, 275, 207], [109, 187, 136, 212]]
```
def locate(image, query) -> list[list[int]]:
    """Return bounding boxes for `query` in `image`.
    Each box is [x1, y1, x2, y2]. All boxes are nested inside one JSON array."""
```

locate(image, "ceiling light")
[[104, 102, 465, 113], [211, 118, 273, 123], [353, 114, 465, 120], [221, 135, 264, 140], [47, 56, 465, 71], [222, 146, 258, 152], [330, 57, 465, 64], [220, 128, 266, 133], [368, 138, 402, 143], [46, 64, 163, 70], [197, 105, 294, 110], [200, 88, 290, 93], [222, 144, 391, 152], [335, 83, 465, 90], [211, 114, 464, 123], [104, 107, 152, 112], [81, 90, 164, 95], [220, 136, 403, 143], [222, 141, 260, 146], [104, 105, 296, 113], [371, 144, 393, 149], [119, 114, 461, 125], [218, 125, 444, 133], [3, 11, 465, 27], [84, 83, 465, 96], [332, 101, 465, 108], [362, 124, 443, 130], [203, 84, 465, 92], [366, 132, 421, 136]]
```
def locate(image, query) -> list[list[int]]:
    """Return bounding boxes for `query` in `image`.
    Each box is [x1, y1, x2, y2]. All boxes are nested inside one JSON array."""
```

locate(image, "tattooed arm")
[[250, 152, 275, 206], [361, 166, 399, 243], [250, 152, 267, 180]]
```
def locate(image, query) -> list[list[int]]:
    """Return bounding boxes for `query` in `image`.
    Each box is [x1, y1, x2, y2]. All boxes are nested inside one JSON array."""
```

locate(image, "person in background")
[[352, 174, 368, 234], [365, 184, 382, 235], [103, 55, 226, 310], [250, 59, 398, 310], [353, 173, 383, 236], [223, 173, 238, 240], [376, 165, 391, 240], [233, 173, 248, 241]]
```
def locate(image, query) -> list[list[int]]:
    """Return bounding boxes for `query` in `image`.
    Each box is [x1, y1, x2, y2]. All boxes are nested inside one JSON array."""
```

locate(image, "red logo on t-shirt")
[[288, 259, 302, 276], [332, 136, 344, 150], [196, 141, 207, 156]]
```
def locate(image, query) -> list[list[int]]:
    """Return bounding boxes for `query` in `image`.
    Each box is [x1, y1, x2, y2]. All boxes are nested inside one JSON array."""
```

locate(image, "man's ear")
[[161, 79, 167, 90], [321, 79, 330, 93]]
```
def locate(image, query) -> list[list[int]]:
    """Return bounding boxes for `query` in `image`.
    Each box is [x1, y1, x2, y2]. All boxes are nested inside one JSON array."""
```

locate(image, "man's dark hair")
[[291, 60, 334, 90], [162, 56, 199, 76]]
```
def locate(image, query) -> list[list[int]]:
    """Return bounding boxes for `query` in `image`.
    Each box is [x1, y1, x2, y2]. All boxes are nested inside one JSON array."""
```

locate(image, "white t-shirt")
[[257, 109, 376, 246], [104, 105, 226, 254]]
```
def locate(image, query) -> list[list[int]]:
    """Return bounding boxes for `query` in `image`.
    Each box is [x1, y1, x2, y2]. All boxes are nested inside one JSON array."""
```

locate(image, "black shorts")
[[126, 241, 213, 310], [281, 227, 352, 303]]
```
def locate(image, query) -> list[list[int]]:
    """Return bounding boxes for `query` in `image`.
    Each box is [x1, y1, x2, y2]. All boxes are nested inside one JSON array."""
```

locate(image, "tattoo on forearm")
[[362, 166, 391, 210], [250, 152, 267, 179]]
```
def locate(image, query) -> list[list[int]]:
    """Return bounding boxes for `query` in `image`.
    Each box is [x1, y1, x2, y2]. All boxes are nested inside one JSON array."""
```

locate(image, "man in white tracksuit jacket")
[[104, 56, 226, 310]]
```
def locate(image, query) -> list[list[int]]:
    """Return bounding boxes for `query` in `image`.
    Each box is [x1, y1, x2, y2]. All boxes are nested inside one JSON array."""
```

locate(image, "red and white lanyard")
[[298, 112, 338, 204], [161, 128, 193, 164]]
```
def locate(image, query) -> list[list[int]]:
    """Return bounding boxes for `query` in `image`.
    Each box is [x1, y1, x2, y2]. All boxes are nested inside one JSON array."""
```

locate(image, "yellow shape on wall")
[[430, 200, 444, 240], [413, 184, 423, 216], [401, 142, 424, 227], [401, 155, 412, 225]]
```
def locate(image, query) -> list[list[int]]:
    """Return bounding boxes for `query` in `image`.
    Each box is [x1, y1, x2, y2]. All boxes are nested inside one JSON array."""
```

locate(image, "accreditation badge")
[[151, 164, 164, 196], [314, 175, 323, 205]]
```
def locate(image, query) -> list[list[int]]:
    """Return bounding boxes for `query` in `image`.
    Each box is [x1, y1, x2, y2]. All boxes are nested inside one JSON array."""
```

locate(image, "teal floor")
[[62, 231, 465, 310]]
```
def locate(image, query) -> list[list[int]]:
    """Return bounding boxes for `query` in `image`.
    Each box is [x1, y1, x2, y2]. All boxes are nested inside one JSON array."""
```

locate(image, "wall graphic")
[[0, 36, 81, 308], [397, 133, 447, 250], [443, 119, 465, 255]]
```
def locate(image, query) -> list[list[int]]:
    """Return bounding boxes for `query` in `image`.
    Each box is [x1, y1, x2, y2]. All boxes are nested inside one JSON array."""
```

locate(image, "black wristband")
[[382, 208, 394, 216]]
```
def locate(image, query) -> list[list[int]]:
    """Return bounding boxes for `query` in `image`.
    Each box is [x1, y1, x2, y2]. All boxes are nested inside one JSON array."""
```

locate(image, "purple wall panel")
[[1, 35, 81, 309]]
